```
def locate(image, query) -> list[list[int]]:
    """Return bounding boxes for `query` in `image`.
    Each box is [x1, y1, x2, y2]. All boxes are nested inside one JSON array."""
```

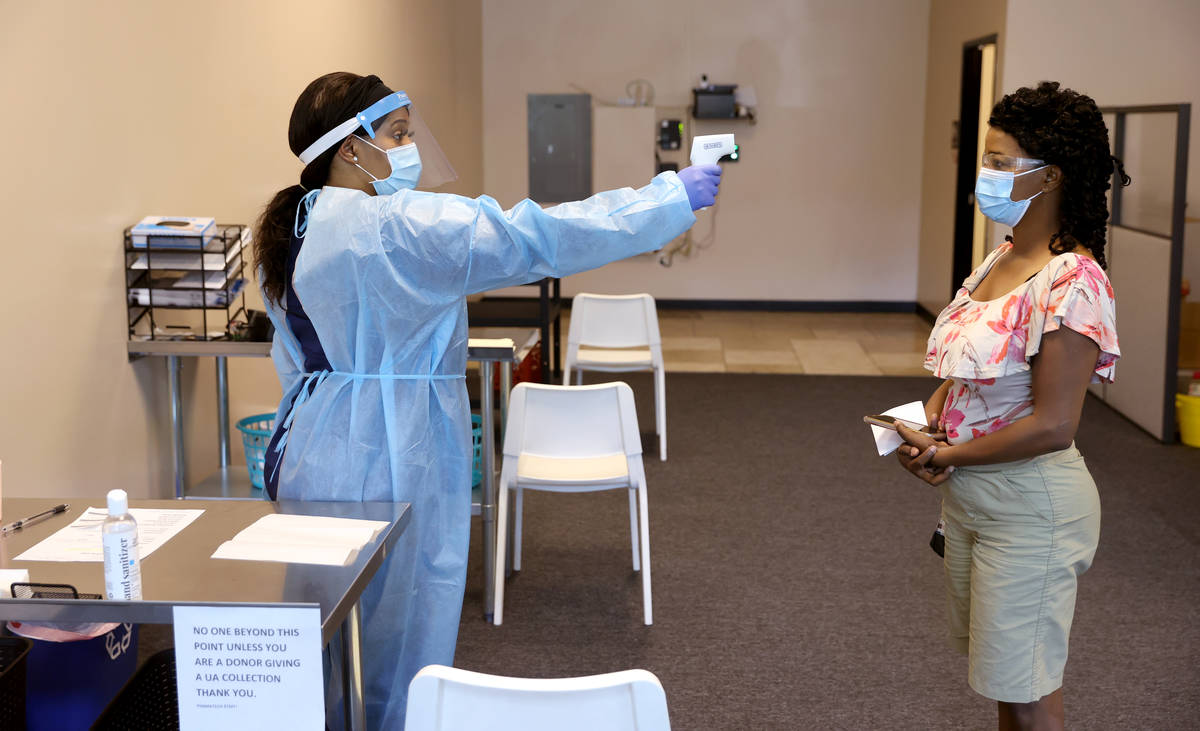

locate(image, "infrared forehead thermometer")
[[690, 134, 735, 165]]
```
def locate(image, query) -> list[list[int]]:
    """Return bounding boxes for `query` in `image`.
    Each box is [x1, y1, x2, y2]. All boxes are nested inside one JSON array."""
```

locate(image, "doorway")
[[951, 35, 998, 297]]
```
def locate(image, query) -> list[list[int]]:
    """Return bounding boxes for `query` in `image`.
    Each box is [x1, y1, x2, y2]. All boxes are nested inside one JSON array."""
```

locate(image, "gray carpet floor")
[[454, 373, 1200, 729]]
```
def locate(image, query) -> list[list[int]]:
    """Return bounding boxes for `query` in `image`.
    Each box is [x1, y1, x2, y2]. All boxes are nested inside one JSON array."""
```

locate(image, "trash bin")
[[1177, 393, 1200, 447], [18, 622, 138, 730], [236, 413, 275, 489], [92, 648, 178, 730], [471, 413, 483, 488]]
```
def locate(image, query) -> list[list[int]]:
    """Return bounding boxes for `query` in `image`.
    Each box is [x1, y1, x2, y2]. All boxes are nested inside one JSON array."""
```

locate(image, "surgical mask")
[[975, 165, 1048, 227], [354, 136, 422, 194]]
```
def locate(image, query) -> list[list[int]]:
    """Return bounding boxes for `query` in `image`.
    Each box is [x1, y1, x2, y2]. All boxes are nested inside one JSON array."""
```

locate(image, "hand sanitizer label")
[[103, 532, 142, 600]]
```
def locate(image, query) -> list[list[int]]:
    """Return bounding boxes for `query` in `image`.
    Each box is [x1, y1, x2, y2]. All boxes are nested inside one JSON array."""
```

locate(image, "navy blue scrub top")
[[263, 217, 330, 500]]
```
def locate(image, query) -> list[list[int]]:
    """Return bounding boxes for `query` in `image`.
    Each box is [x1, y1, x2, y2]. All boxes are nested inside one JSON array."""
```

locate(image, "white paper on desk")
[[14, 508, 204, 562], [211, 514, 388, 566], [235, 513, 387, 545], [868, 401, 929, 457], [212, 541, 359, 567], [0, 569, 30, 597]]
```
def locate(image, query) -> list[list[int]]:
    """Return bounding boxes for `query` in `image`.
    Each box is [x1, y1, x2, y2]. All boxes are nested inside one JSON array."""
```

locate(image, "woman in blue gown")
[[254, 72, 722, 729]]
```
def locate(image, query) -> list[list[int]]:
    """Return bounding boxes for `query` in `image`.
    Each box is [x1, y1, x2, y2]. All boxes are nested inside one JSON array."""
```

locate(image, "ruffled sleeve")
[[1024, 254, 1120, 383]]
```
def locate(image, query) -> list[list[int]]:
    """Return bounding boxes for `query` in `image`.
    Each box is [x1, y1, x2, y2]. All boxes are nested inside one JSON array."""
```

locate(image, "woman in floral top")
[[896, 82, 1129, 730]]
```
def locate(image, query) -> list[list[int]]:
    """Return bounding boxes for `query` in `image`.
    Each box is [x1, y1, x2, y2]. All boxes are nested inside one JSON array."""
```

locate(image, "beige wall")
[[1003, 0, 1200, 302], [0, 0, 482, 498], [482, 0, 931, 302], [915, 0, 1007, 316]]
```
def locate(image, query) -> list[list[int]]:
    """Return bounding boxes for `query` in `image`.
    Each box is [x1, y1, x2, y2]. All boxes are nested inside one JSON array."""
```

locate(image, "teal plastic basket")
[[236, 413, 275, 490], [235, 412, 479, 489], [471, 414, 483, 487]]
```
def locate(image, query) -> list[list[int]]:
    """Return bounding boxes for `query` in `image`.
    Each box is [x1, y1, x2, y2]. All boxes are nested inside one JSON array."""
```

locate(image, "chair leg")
[[505, 493, 516, 577], [576, 368, 584, 385], [513, 487, 524, 572], [494, 481, 509, 626], [637, 481, 652, 625], [628, 486, 640, 572], [655, 366, 667, 461], [562, 364, 571, 386]]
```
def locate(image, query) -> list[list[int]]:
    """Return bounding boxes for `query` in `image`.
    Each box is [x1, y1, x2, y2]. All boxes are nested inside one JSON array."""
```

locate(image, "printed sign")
[[173, 605, 323, 730]]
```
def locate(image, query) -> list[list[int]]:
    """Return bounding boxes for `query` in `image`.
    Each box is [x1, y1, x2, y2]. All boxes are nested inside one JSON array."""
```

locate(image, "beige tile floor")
[[557, 310, 934, 376]]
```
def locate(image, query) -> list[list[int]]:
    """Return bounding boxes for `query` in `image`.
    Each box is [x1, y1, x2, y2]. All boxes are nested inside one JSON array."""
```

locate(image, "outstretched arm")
[[460, 172, 696, 294]]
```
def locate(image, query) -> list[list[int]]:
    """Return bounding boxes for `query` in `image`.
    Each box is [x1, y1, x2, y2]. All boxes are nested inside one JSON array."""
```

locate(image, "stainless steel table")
[[0, 497, 408, 731], [127, 340, 272, 499], [464, 339, 517, 623]]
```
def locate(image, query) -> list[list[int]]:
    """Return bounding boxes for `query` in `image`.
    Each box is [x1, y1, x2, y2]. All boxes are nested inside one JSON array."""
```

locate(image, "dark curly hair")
[[988, 81, 1131, 269]]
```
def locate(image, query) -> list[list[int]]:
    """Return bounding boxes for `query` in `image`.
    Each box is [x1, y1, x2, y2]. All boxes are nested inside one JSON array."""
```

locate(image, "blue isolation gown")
[[260, 173, 695, 730]]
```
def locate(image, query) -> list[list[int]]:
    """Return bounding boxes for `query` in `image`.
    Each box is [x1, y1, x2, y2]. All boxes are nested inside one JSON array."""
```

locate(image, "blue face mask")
[[354, 137, 422, 195], [975, 165, 1048, 227]]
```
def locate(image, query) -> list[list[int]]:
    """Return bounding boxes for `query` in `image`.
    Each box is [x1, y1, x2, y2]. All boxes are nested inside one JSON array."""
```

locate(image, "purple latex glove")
[[678, 164, 723, 211]]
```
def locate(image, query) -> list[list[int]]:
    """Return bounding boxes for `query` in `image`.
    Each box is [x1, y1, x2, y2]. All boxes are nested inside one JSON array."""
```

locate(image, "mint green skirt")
[[939, 444, 1101, 703]]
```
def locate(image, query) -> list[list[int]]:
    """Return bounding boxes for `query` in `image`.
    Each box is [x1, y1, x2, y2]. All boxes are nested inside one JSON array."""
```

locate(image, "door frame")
[[951, 34, 998, 298]]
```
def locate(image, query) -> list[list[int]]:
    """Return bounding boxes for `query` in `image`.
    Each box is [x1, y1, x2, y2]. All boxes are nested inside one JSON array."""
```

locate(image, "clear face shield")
[[297, 91, 457, 190]]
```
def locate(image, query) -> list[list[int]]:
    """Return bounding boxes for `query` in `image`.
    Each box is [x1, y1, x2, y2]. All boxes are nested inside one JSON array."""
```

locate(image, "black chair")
[[0, 637, 32, 729], [91, 648, 178, 730]]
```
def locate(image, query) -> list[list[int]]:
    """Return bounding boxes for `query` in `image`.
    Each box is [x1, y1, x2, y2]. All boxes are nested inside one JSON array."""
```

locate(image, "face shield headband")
[[296, 90, 456, 189], [297, 92, 411, 166]]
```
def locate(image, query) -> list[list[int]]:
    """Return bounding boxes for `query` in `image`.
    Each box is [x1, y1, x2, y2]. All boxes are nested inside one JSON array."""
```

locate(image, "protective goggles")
[[981, 153, 1046, 173]]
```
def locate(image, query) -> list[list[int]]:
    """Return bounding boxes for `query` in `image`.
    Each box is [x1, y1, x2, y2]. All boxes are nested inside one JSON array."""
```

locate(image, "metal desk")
[[127, 340, 272, 499], [465, 339, 516, 623], [0, 497, 409, 731], [127, 338, 517, 621]]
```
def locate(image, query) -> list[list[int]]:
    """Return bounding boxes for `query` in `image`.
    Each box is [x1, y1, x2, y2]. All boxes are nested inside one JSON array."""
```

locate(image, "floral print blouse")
[[924, 242, 1120, 445]]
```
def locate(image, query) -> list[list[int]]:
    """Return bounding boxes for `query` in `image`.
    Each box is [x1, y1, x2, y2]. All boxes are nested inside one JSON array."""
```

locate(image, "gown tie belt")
[[269, 369, 467, 484]]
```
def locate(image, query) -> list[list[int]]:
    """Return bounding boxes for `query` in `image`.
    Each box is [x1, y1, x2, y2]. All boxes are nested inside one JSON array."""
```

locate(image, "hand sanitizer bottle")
[[102, 489, 142, 600]]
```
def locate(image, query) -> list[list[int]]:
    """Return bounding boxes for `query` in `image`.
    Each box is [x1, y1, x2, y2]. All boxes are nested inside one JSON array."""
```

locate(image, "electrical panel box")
[[528, 94, 592, 202]]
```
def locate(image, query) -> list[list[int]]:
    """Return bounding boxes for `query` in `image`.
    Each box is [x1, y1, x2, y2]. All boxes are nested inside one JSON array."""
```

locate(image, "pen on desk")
[[0, 504, 70, 534]]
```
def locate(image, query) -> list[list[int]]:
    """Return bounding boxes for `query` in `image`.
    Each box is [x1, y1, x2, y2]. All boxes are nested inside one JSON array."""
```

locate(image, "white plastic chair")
[[405, 665, 671, 731], [493, 382, 652, 625], [564, 293, 668, 460]]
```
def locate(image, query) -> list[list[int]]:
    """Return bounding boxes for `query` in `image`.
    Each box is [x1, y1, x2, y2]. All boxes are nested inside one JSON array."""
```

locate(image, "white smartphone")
[[862, 414, 938, 434]]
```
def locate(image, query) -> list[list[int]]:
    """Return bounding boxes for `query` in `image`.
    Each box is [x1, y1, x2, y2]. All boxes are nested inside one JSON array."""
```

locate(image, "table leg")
[[168, 355, 186, 499], [539, 279, 551, 383], [341, 601, 366, 731], [480, 361, 496, 621], [552, 278, 562, 380], [216, 356, 230, 469], [500, 361, 513, 578], [499, 360, 511, 460], [540, 323, 551, 383]]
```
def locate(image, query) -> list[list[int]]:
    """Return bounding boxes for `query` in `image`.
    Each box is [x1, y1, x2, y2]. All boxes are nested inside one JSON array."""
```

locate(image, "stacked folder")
[[211, 514, 391, 567]]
